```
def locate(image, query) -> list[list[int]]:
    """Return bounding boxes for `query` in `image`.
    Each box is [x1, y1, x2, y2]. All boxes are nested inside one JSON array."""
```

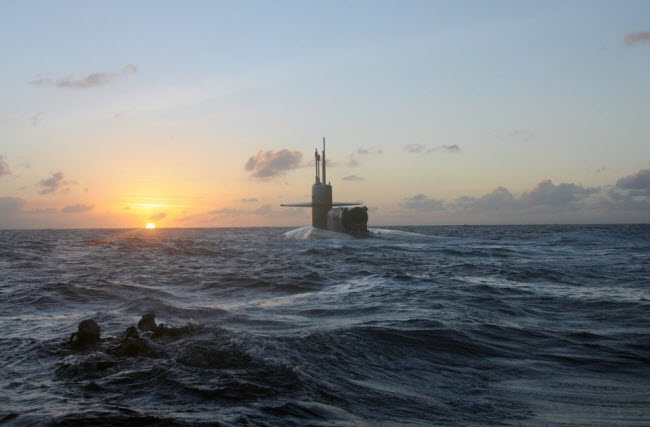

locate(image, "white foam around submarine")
[[283, 226, 433, 240], [283, 226, 355, 240]]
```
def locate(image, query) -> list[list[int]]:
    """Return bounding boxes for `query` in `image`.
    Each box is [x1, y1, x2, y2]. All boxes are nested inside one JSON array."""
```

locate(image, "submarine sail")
[[281, 138, 370, 236]]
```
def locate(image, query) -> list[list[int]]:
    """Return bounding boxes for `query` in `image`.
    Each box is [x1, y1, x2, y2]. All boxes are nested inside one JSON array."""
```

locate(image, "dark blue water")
[[1, 225, 649, 425]]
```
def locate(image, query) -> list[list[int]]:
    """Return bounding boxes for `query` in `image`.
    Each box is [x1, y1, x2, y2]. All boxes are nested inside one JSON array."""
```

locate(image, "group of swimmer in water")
[[68, 313, 191, 357]]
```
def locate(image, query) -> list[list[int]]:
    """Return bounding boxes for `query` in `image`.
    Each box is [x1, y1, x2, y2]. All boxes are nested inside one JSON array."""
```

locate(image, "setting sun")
[[145, 223, 156, 229]]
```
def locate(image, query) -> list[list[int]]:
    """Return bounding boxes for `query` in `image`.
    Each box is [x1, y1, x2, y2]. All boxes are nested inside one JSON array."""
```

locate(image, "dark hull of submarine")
[[282, 138, 370, 237]]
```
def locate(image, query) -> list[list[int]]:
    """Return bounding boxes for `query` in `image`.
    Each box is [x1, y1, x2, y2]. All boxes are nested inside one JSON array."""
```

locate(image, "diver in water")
[[69, 319, 101, 348], [67, 313, 193, 357]]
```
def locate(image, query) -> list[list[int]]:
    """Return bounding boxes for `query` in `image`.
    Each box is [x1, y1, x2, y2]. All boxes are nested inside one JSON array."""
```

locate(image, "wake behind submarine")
[[281, 138, 370, 237]]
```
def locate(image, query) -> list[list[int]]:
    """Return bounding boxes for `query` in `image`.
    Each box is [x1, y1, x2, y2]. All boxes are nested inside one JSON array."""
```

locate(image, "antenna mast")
[[322, 137, 327, 185]]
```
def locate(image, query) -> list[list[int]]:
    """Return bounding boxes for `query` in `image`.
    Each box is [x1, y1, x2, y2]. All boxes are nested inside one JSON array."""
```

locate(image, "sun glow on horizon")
[[145, 222, 156, 229]]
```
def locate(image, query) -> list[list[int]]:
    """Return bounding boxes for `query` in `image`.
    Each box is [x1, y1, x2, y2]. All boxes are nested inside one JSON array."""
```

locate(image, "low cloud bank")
[[520, 180, 598, 207], [0, 198, 94, 227], [616, 168, 650, 193], [403, 180, 599, 212], [401, 169, 650, 222]]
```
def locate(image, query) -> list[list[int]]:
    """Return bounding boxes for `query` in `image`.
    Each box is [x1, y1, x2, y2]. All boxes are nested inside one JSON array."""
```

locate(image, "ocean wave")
[[1, 225, 649, 425]]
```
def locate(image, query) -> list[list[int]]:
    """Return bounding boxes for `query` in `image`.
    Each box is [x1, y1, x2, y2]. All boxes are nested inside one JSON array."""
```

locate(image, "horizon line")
[[1, 222, 649, 231]]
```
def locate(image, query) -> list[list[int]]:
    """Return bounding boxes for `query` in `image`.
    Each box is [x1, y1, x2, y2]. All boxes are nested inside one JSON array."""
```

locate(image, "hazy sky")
[[1, 1, 649, 228]]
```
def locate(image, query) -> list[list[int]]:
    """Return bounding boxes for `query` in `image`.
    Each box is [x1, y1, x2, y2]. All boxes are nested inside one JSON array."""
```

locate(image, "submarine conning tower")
[[312, 137, 332, 229]]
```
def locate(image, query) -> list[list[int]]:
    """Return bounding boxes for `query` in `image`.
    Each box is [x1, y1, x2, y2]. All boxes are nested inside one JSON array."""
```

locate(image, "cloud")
[[346, 147, 383, 167], [240, 197, 258, 203], [602, 187, 650, 211], [404, 144, 425, 153], [342, 175, 365, 181], [616, 169, 650, 190], [0, 156, 10, 177], [404, 144, 461, 154], [61, 204, 94, 213], [608, 169, 650, 203], [0, 198, 58, 226], [403, 179, 600, 219], [455, 186, 516, 211], [38, 171, 66, 194], [401, 194, 446, 211], [30, 65, 138, 89], [0, 197, 26, 214], [457, 180, 597, 212], [150, 212, 166, 221], [625, 31, 650, 46], [338, 146, 384, 168], [520, 180, 597, 207], [428, 144, 460, 153], [245, 149, 302, 179]]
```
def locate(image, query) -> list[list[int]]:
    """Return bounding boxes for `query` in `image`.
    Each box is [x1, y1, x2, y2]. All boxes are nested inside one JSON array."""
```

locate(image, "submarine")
[[281, 138, 370, 237]]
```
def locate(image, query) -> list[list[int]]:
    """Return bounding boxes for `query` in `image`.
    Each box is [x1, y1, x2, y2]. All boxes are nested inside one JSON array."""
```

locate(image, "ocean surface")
[[1, 225, 649, 426]]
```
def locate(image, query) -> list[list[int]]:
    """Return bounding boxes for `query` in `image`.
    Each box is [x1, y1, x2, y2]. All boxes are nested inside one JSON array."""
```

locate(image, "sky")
[[1, 0, 649, 228]]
